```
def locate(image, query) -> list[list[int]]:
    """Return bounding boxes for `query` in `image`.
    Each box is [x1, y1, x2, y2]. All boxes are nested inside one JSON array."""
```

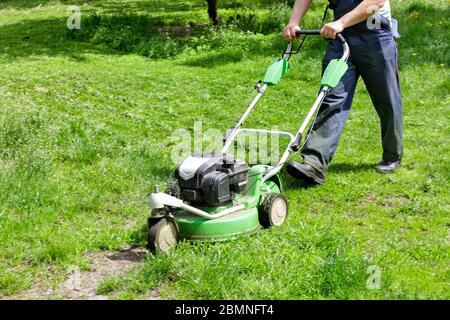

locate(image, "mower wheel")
[[148, 217, 179, 254], [259, 193, 288, 228]]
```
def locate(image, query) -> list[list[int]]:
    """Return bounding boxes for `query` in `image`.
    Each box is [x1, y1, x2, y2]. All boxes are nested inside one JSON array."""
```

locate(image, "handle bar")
[[294, 29, 347, 44], [295, 29, 320, 36], [283, 28, 349, 61], [288, 29, 350, 152]]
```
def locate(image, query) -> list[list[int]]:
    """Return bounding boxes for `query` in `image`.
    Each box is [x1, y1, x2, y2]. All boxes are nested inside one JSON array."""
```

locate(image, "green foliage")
[[221, 2, 292, 34], [64, 2, 293, 59], [0, 270, 31, 296]]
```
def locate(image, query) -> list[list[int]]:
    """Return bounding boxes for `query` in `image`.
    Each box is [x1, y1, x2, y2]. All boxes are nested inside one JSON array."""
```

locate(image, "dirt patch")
[[359, 195, 377, 205], [384, 194, 410, 208], [158, 25, 191, 37], [17, 246, 151, 300], [157, 23, 210, 37], [149, 288, 161, 300], [358, 194, 411, 209], [59, 246, 147, 300]]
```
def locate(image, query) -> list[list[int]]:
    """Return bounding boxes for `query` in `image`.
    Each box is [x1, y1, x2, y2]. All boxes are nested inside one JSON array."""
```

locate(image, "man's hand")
[[320, 20, 345, 39], [282, 24, 300, 41]]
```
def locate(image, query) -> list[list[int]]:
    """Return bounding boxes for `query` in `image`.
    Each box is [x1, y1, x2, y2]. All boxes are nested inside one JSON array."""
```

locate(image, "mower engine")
[[173, 153, 249, 207]]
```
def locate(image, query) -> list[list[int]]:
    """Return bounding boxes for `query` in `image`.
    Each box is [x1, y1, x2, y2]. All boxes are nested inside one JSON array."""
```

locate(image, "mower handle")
[[295, 29, 321, 36], [294, 28, 347, 44], [288, 29, 350, 152], [283, 28, 349, 60]]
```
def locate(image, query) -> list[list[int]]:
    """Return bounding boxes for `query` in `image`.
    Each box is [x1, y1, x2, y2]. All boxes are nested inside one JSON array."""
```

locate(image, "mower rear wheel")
[[148, 218, 179, 254], [259, 193, 288, 228]]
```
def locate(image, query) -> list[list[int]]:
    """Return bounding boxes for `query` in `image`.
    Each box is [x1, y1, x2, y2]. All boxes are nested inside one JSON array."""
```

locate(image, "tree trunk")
[[206, 0, 219, 25]]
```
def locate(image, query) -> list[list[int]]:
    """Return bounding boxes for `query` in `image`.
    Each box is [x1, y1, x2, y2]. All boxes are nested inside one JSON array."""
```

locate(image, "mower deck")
[[175, 207, 260, 241]]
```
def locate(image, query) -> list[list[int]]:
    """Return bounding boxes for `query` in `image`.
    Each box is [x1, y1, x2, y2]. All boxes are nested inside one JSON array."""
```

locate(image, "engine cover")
[[174, 153, 249, 207]]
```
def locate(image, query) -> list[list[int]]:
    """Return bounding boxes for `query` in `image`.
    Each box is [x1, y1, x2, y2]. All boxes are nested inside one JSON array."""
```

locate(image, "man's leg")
[[298, 39, 359, 176], [357, 31, 403, 166]]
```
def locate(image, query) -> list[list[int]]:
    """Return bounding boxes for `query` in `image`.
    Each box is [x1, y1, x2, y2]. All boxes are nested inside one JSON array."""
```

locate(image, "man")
[[283, 0, 403, 185]]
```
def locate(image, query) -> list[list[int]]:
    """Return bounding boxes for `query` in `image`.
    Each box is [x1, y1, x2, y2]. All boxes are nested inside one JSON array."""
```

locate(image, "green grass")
[[0, 0, 449, 299]]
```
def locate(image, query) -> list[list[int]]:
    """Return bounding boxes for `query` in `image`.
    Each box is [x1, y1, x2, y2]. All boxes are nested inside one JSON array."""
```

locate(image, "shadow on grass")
[[395, 2, 449, 67], [182, 49, 247, 68], [0, 0, 291, 11], [281, 162, 374, 189], [0, 0, 53, 10], [282, 171, 317, 190], [88, 0, 205, 13], [0, 17, 120, 61], [178, 33, 333, 69], [328, 162, 375, 173], [129, 224, 148, 246]]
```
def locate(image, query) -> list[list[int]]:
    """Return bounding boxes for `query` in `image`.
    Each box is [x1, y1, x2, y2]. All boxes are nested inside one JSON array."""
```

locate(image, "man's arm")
[[321, 0, 387, 38], [282, 0, 313, 41]]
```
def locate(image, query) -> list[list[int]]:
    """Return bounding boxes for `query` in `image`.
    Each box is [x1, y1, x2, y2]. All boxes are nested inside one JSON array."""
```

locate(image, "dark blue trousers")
[[301, 28, 403, 174]]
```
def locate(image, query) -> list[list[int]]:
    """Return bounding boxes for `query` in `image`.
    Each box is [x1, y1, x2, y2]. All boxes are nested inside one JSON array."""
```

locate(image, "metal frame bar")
[[221, 84, 268, 153], [150, 192, 245, 220], [221, 128, 295, 186]]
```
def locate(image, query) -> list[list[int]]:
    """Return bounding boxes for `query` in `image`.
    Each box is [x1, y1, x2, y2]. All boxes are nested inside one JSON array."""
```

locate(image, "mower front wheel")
[[148, 217, 179, 254], [259, 193, 288, 228]]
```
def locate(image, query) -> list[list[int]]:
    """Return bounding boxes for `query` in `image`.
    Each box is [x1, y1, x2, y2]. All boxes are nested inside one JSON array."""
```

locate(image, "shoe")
[[286, 161, 325, 185], [375, 159, 401, 174]]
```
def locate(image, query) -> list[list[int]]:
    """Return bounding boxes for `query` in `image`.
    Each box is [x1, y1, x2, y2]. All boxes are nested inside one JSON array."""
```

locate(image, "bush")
[[222, 2, 291, 34], [65, 3, 293, 59]]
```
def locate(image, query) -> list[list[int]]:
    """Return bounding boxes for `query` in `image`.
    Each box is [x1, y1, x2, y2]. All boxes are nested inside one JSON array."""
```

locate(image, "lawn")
[[0, 0, 448, 299]]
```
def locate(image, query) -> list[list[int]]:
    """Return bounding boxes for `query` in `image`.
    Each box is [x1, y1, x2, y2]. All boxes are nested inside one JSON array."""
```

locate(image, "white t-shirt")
[[379, 0, 391, 21]]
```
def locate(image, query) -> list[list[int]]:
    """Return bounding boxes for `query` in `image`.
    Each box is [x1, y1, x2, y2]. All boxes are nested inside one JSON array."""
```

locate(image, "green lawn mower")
[[148, 30, 350, 253]]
